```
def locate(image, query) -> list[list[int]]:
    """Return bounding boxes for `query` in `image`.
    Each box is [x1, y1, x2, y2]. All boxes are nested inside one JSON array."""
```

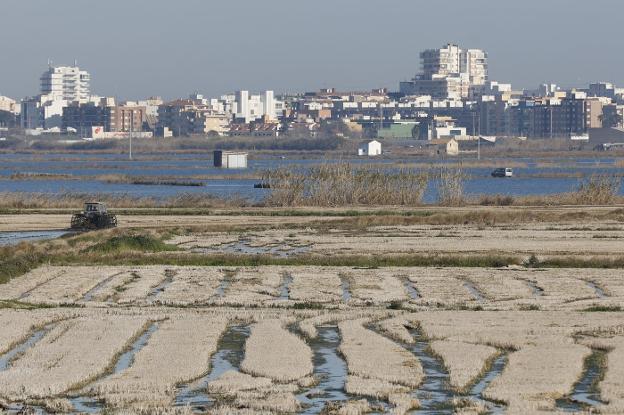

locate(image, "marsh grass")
[[83, 234, 179, 254], [0, 244, 46, 285], [264, 163, 429, 207], [0, 192, 245, 210]]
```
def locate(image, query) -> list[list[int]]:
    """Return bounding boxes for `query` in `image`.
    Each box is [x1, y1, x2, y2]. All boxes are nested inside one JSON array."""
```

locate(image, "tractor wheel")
[[108, 214, 118, 228], [71, 214, 87, 229]]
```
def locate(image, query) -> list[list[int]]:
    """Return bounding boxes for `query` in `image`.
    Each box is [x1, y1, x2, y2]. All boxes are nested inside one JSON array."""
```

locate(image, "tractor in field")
[[70, 202, 118, 230]]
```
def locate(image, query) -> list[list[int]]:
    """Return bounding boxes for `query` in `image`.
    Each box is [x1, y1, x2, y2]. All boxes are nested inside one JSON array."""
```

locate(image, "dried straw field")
[[1, 206, 624, 414]]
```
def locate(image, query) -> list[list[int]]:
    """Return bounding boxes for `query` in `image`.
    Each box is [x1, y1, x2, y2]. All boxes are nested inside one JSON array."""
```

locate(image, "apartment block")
[[40, 65, 91, 102]]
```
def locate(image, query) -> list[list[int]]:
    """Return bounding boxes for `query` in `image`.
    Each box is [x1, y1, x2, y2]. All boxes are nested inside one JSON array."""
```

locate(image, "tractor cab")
[[84, 202, 107, 215]]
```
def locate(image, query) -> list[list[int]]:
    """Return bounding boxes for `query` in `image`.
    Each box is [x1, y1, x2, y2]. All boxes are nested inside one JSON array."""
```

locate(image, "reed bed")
[[429, 340, 498, 391], [240, 319, 313, 382], [100, 174, 205, 187], [0, 315, 147, 400], [87, 316, 228, 409], [263, 163, 428, 207], [436, 167, 465, 207], [338, 319, 423, 389]]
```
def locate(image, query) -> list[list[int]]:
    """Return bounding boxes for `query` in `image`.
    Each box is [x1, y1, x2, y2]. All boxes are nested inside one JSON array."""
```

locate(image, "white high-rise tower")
[[263, 90, 275, 120], [40, 64, 91, 102], [235, 90, 250, 122]]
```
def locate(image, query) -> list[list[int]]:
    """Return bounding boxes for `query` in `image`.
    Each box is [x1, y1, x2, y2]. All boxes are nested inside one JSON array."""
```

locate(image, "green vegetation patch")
[[583, 305, 623, 312], [0, 246, 45, 285], [84, 234, 179, 254]]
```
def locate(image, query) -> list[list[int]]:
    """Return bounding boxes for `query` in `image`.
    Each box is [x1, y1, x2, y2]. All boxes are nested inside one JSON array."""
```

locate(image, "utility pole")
[[129, 109, 133, 161], [550, 106, 553, 139], [477, 122, 481, 160]]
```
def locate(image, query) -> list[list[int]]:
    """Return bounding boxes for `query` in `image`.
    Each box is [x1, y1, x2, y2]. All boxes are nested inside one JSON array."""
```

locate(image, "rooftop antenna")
[[74, 59, 78, 67], [47, 59, 52, 69]]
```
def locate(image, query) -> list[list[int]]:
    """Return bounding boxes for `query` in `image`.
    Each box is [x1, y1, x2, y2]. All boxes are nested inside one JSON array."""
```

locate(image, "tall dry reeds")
[[573, 174, 622, 205], [263, 163, 428, 207], [436, 167, 465, 207]]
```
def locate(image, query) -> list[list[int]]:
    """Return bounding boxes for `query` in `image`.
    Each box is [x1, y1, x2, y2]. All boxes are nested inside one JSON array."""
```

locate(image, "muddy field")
[[168, 222, 624, 259], [1, 207, 624, 414], [1, 265, 623, 311]]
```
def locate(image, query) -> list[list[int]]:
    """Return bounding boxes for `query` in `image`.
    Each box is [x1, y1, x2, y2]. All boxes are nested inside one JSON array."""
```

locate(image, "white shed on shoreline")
[[214, 151, 248, 168], [358, 140, 382, 156]]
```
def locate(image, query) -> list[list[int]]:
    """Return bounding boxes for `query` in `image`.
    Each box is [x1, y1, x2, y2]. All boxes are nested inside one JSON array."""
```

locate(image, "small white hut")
[[358, 140, 382, 156]]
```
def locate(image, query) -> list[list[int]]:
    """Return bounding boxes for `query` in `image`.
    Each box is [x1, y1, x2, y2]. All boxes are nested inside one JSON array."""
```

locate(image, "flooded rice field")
[[0, 307, 620, 414]]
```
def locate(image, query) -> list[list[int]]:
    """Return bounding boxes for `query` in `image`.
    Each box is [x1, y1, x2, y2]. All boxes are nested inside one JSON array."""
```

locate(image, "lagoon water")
[[0, 153, 622, 203]]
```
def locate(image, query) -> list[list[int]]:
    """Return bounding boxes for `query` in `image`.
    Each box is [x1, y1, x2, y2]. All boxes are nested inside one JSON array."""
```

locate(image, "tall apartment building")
[[421, 43, 463, 78], [40, 65, 91, 102], [235, 90, 280, 122], [461, 49, 488, 85], [401, 43, 488, 99]]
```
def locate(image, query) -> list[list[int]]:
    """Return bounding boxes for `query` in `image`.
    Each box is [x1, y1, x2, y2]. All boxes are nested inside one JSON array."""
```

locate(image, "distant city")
[[1, 43, 623, 150]]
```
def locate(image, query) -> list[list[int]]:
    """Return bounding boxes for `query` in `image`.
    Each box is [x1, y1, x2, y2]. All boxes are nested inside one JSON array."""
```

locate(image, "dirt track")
[[0, 214, 343, 232]]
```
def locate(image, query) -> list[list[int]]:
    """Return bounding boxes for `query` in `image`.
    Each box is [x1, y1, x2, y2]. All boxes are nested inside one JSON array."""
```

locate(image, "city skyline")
[[1, 0, 623, 100]]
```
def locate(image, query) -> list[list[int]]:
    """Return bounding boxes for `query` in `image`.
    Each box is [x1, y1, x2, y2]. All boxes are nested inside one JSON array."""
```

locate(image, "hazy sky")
[[1, 0, 622, 100]]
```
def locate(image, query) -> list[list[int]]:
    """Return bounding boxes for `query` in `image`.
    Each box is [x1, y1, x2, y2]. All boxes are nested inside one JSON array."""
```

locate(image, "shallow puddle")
[[585, 281, 607, 299], [147, 269, 177, 300], [463, 280, 486, 303], [403, 278, 420, 300], [406, 327, 458, 414], [372, 327, 510, 415], [194, 239, 310, 258], [0, 324, 55, 371], [524, 279, 545, 296], [174, 324, 251, 412], [81, 271, 124, 302], [556, 349, 607, 412], [278, 272, 293, 300], [297, 326, 351, 413], [214, 270, 235, 298], [340, 277, 352, 302], [0, 230, 70, 247]]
